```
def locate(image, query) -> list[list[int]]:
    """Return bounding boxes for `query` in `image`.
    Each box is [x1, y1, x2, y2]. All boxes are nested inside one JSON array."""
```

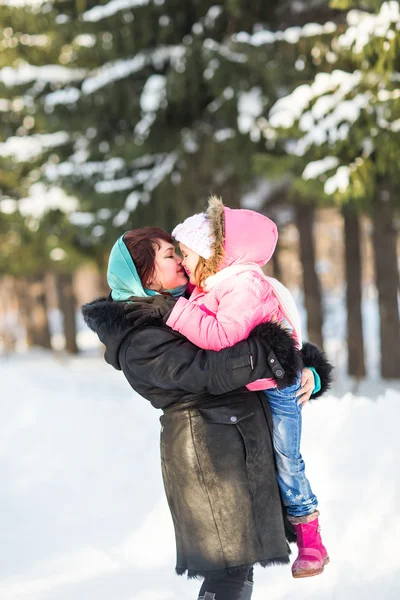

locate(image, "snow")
[[9, 184, 79, 218], [1, 314, 400, 599], [95, 177, 134, 194], [45, 157, 125, 182], [68, 212, 96, 226], [338, 2, 400, 54], [81, 48, 182, 95], [302, 157, 340, 180], [45, 88, 81, 108], [237, 88, 264, 135], [140, 75, 166, 112], [389, 118, 400, 132], [214, 128, 236, 142], [377, 89, 400, 101], [0, 0, 44, 5], [269, 71, 362, 130], [125, 190, 149, 212], [0, 132, 69, 162], [81, 55, 148, 95], [133, 75, 166, 141], [204, 5, 223, 28], [113, 209, 130, 227], [144, 153, 177, 191], [234, 22, 337, 47], [267, 70, 371, 158], [203, 38, 247, 64], [324, 165, 351, 195], [73, 35, 96, 48], [83, 0, 149, 22], [0, 64, 86, 87]]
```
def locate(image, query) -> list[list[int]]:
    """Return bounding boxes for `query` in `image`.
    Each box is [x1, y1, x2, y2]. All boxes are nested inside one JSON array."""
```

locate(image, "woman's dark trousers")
[[197, 567, 253, 600]]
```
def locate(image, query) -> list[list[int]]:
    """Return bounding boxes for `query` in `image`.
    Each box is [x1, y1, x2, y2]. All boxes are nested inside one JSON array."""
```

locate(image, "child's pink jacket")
[[166, 205, 302, 391]]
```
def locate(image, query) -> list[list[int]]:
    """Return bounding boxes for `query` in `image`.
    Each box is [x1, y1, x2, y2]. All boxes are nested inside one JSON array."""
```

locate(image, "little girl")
[[166, 196, 330, 579]]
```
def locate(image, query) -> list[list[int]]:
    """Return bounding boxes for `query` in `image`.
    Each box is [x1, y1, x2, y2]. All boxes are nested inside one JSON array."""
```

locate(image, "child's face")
[[179, 243, 200, 285]]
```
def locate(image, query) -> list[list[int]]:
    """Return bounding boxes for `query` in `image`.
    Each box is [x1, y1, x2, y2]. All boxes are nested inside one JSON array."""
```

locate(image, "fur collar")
[[203, 195, 226, 279], [82, 297, 138, 370]]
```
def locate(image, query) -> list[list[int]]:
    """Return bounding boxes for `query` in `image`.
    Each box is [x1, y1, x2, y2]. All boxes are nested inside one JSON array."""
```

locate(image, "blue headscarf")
[[107, 234, 187, 301]]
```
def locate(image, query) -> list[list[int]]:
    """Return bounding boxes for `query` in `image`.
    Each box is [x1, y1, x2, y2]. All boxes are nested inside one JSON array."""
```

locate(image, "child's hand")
[[296, 368, 315, 406]]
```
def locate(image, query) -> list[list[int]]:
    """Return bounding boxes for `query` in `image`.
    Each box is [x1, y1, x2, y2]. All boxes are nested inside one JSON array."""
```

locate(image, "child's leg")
[[266, 379, 329, 577], [264, 376, 318, 518]]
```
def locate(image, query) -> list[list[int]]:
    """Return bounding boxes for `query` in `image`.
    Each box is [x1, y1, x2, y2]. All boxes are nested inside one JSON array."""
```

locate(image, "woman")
[[82, 227, 331, 600]]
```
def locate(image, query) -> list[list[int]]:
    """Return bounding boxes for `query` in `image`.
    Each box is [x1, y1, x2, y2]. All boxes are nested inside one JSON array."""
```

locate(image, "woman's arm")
[[124, 321, 301, 396], [166, 273, 278, 350]]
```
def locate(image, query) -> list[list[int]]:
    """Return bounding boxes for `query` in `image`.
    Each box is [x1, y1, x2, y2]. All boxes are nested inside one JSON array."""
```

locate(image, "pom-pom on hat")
[[172, 212, 212, 259]]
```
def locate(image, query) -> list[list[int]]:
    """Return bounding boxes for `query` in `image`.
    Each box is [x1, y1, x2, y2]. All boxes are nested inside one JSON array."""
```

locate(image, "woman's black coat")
[[82, 297, 331, 578]]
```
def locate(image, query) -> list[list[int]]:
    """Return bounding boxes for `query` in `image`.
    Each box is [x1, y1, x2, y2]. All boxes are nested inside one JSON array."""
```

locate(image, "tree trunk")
[[55, 272, 79, 354], [0, 277, 18, 353], [270, 235, 283, 281], [27, 275, 52, 349], [372, 189, 400, 378], [295, 203, 324, 349], [342, 205, 366, 378]]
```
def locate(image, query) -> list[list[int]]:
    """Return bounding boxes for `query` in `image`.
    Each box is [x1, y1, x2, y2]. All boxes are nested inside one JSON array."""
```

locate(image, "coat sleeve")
[[123, 326, 278, 396], [166, 274, 279, 351]]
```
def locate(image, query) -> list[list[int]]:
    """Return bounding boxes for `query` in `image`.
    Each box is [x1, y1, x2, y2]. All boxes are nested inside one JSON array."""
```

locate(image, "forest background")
[[0, 0, 399, 380]]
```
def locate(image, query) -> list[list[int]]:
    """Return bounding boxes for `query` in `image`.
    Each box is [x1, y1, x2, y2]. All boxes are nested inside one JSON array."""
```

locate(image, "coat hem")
[[175, 554, 290, 580]]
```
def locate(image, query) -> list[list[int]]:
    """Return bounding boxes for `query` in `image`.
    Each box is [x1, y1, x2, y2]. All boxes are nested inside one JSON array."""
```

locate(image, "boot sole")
[[292, 556, 330, 579]]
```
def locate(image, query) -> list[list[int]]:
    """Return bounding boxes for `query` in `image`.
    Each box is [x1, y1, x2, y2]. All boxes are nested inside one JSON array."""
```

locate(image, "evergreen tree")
[[254, 0, 400, 376]]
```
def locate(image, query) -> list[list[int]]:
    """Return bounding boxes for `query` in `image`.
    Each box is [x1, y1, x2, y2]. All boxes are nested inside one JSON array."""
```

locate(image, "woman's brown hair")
[[123, 227, 174, 287]]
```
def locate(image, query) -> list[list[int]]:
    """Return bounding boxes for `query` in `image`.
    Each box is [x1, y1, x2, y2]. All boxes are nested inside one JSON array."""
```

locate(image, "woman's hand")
[[124, 295, 176, 327], [296, 367, 315, 406]]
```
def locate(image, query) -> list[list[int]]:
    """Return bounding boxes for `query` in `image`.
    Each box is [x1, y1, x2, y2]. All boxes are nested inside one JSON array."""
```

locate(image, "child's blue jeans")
[[264, 375, 318, 518]]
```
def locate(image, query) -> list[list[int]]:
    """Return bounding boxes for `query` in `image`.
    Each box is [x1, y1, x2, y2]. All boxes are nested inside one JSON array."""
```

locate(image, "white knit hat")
[[172, 213, 212, 259]]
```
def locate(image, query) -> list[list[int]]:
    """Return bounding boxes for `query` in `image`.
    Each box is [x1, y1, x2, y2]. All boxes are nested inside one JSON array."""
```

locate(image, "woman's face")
[[179, 243, 200, 285], [148, 239, 187, 290]]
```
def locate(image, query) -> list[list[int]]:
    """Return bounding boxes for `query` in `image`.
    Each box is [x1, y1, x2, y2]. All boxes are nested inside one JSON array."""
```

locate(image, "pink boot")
[[288, 510, 329, 578]]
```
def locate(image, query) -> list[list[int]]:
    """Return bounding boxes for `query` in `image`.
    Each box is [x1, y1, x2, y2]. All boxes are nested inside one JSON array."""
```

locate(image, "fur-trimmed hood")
[[205, 196, 278, 274]]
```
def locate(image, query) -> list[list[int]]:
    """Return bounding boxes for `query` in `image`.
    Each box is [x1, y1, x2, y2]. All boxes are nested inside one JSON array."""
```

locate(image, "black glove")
[[124, 295, 177, 327]]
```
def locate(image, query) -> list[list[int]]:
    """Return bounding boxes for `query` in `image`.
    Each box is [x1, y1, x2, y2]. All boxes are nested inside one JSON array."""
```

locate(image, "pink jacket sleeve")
[[166, 275, 279, 351]]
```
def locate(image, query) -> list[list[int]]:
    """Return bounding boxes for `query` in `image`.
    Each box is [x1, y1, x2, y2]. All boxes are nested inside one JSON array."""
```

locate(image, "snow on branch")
[[203, 39, 247, 63], [269, 70, 362, 129], [338, 1, 400, 54], [83, 0, 149, 22], [45, 157, 125, 182], [0, 64, 86, 87], [0, 0, 45, 5], [302, 157, 340, 180], [237, 88, 263, 140], [3, 183, 79, 219], [204, 6, 223, 28], [81, 46, 183, 95], [324, 165, 351, 195], [0, 132, 69, 161], [233, 21, 336, 47], [44, 87, 81, 107]]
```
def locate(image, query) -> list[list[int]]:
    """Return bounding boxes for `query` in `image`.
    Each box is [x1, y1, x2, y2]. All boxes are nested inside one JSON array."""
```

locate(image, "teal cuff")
[[309, 367, 321, 395]]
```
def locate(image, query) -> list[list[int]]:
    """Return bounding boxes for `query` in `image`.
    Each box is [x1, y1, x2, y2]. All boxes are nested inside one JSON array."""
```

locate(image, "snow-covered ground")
[[1, 322, 400, 600]]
